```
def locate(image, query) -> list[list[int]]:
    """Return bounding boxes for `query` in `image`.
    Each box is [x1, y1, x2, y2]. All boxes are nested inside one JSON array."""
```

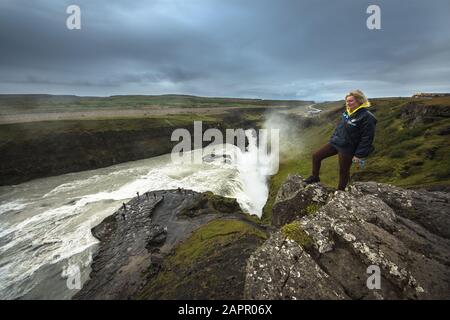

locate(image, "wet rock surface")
[[245, 175, 450, 300]]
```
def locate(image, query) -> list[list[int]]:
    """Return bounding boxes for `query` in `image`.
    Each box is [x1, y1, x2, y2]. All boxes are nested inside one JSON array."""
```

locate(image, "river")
[[0, 130, 276, 299]]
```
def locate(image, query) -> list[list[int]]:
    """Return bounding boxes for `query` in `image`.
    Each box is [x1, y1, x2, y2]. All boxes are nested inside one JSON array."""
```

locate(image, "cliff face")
[[0, 127, 174, 185], [245, 175, 450, 299], [0, 118, 260, 186]]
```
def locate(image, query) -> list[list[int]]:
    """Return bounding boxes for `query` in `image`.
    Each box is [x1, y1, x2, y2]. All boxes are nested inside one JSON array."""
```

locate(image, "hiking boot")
[[304, 175, 320, 184]]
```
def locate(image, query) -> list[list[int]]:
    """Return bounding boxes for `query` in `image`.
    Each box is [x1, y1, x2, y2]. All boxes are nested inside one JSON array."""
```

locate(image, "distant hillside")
[[0, 94, 313, 115]]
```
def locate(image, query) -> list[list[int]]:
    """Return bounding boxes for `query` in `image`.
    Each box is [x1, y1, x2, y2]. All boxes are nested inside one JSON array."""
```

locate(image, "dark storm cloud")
[[0, 0, 449, 100]]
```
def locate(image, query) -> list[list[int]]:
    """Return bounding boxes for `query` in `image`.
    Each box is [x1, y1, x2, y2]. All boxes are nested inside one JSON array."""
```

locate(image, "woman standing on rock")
[[304, 90, 377, 191]]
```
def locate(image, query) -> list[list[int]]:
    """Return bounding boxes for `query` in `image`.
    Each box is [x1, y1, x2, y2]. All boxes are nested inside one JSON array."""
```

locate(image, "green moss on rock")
[[281, 220, 313, 249], [305, 203, 321, 215], [202, 191, 242, 213]]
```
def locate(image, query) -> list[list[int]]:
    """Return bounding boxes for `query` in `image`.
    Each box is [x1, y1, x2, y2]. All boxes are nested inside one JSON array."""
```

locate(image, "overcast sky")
[[0, 0, 449, 101]]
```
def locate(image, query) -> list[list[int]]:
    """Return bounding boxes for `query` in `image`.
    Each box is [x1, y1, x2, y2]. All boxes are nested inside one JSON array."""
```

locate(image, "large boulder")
[[245, 176, 450, 299], [271, 174, 332, 227]]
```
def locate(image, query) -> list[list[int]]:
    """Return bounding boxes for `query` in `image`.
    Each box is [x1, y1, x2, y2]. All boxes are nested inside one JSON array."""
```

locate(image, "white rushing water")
[[0, 130, 277, 299]]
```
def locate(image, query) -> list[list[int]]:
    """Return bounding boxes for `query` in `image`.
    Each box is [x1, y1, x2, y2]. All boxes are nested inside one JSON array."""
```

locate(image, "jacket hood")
[[346, 101, 371, 116]]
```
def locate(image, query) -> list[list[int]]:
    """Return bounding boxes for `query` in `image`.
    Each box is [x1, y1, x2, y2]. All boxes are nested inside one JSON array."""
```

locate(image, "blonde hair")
[[345, 90, 370, 106]]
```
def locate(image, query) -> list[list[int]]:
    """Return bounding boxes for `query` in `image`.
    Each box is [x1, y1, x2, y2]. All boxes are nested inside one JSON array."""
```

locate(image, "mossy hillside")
[[352, 97, 450, 188], [137, 218, 268, 299]]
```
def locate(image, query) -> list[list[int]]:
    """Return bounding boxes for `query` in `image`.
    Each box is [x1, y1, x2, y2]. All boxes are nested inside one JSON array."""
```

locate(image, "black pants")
[[311, 143, 353, 191]]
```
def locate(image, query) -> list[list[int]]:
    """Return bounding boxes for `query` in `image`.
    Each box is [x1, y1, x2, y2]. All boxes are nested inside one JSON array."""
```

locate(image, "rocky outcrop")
[[271, 174, 332, 227], [74, 189, 267, 300], [401, 101, 450, 128], [245, 175, 450, 300]]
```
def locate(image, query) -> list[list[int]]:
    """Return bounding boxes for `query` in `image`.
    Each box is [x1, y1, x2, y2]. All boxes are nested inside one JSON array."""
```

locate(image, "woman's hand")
[[352, 156, 366, 167]]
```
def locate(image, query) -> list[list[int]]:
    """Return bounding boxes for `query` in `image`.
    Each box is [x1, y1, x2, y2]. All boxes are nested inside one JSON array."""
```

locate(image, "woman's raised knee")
[[312, 152, 319, 161]]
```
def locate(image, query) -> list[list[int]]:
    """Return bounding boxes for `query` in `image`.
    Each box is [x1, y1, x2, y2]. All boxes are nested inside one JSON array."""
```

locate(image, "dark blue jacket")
[[329, 106, 377, 158]]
